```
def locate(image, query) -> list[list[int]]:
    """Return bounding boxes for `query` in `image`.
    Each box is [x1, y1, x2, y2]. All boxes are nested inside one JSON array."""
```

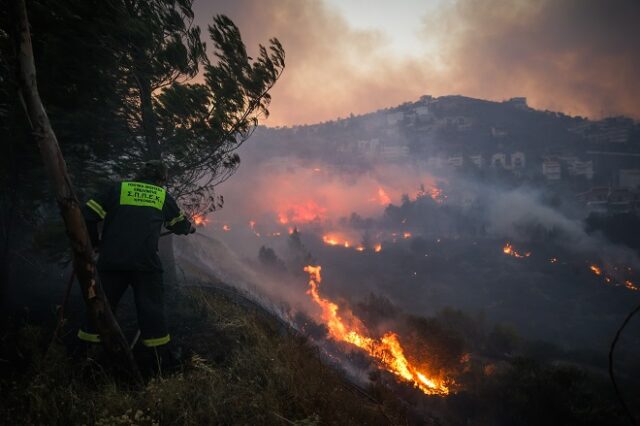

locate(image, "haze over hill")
[[195, 0, 640, 126], [197, 94, 640, 381]]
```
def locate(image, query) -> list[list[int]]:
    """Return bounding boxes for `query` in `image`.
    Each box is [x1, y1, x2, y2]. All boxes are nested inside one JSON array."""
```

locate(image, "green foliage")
[[1, 0, 284, 215], [486, 323, 521, 356], [156, 15, 285, 214], [471, 358, 627, 426]]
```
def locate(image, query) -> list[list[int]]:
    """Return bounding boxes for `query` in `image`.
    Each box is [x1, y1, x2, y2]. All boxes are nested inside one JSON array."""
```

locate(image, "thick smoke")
[[193, 0, 640, 125], [421, 0, 640, 120], [177, 133, 640, 359]]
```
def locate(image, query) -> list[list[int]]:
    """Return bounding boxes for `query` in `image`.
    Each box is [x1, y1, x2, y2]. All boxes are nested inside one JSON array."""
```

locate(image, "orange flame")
[[377, 187, 391, 206], [590, 265, 602, 276], [624, 280, 639, 291], [503, 243, 531, 259], [374, 243, 382, 253], [192, 214, 209, 227], [322, 235, 341, 246], [278, 201, 327, 225], [403, 232, 412, 239], [417, 185, 446, 204], [304, 265, 449, 395], [428, 187, 444, 203]]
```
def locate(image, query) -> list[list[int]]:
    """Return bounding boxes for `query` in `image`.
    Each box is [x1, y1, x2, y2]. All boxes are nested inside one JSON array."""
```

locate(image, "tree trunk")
[[11, 0, 141, 382], [138, 76, 162, 160], [137, 75, 178, 286]]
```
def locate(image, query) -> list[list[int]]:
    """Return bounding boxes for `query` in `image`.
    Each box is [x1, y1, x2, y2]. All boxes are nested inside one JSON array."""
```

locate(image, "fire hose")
[[50, 227, 196, 350], [609, 302, 640, 426]]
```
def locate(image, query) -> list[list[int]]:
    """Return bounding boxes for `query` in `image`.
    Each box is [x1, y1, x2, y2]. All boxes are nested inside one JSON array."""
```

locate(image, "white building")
[[380, 144, 409, 160], [491, 153, 507, 168], [542, 159, 561, 180], [567, 159, 594, 180], [448, 155, 464, 168], [386, 111, 404, 125], [510, 152, 526, 169], [470, 154, 484, 168]]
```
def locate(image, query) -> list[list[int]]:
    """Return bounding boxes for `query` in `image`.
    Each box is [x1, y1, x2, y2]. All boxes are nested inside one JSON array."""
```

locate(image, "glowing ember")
[[502, 243, 531, 259], [322, 233, 357, 250], [417, 184, 446, 204], [624, 280, 639, 291], [192, 214, 209, 226], [403, 232, 412, 239], [590, 265, 602, 276], [428, 187, 444, 203], [355, 246, 365, 252], [222, 224, 231, 232], [304, 265, 450, 395], [322, 235, 340, 246], [249, 220, 261, 237], [549, 258, 558, 263], [374, 243, 382, 253]]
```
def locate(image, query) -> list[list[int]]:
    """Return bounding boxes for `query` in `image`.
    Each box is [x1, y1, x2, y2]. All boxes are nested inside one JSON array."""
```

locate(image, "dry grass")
[[0, 286, 408, 425]]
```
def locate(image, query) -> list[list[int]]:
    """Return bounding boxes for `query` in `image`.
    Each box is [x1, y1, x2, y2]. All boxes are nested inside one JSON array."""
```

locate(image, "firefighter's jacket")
[[83, 181, 192, 272]]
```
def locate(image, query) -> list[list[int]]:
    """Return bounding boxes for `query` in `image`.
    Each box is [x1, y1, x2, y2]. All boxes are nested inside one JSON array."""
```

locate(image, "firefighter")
[[77, 160, 194, 368]]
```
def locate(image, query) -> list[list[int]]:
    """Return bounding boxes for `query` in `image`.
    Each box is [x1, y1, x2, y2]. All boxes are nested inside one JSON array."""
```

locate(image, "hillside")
[[249, 95, 640, 187], [0, 233, 635, 425]]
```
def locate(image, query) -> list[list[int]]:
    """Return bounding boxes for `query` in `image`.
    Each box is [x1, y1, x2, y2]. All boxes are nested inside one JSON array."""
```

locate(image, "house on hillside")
[[542, 159, 562, 180], [578, 187, 610, 214], [470, 154, 484, 168], [578, 186, 640, 215], [380, 144, 409, 161], [448, 155, 464, 168], [491, 153, 507, 169], [511, 152, 526, 169], [386, 111, 404, 125]]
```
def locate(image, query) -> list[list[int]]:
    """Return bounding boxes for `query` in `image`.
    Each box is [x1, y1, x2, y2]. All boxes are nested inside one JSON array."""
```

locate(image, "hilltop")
[[251, 95, 640, 188]]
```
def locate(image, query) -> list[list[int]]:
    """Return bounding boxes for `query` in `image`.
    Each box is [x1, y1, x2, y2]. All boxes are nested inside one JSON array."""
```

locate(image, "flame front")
[[304, 265, 449, 395], [278, 201, 327, 225], [503, 243, 531, 258]]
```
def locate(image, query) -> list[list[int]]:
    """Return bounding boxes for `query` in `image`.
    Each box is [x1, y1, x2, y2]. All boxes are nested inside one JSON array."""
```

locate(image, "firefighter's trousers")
[[77, 270, 170, 347]]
